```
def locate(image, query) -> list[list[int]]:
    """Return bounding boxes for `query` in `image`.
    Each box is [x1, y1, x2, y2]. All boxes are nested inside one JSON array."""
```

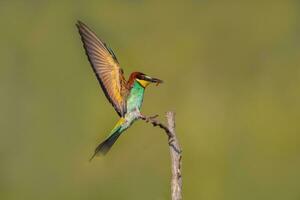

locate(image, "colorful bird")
[[76, 21, 163, 160]]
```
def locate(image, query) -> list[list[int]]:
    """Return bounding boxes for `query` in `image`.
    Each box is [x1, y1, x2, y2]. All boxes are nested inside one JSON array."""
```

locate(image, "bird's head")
[[129, 72, 163, 88]]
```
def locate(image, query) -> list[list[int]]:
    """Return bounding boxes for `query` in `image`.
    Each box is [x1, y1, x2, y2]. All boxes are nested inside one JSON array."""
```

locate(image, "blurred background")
[[1, 0, 300, 199]]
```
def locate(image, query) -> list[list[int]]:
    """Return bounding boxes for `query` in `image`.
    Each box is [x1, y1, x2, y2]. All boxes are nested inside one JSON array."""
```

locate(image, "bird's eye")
[[138, 74, 144, 79]]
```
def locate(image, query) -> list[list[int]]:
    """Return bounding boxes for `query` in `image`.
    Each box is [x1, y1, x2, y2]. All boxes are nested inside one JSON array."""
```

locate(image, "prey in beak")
[[142, 75, 163, 86]]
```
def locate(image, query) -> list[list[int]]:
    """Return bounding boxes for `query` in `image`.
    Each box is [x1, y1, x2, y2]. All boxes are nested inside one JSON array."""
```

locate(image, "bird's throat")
[[136, 79, 150, 88]]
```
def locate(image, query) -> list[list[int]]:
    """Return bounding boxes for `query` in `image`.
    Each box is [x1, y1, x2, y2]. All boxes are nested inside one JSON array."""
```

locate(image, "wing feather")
[[76, 21, 127, 116]]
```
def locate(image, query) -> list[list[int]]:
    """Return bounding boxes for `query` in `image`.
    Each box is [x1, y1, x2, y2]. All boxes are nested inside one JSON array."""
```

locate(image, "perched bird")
[[76, 21, 163, 160]]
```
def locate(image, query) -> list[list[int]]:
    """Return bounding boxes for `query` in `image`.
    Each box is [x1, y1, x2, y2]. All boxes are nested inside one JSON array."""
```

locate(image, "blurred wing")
[[76, 21, 127, 117]]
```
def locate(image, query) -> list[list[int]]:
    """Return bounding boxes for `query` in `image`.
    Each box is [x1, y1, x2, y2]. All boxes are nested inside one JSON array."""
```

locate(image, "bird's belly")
[[120, 110, 140, 132], [126, 111, 140, 123]]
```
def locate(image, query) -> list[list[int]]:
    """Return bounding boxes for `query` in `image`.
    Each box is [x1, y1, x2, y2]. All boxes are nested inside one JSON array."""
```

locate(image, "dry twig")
[[140, 111, 182, 200]]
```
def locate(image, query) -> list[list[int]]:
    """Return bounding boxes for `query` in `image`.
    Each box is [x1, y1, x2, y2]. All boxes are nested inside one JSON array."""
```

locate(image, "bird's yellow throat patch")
[[136, 79, 150, 87]]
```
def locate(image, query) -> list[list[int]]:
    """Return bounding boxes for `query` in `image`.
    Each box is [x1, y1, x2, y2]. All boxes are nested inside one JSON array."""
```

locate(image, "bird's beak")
[[144, 76, 163, 85]]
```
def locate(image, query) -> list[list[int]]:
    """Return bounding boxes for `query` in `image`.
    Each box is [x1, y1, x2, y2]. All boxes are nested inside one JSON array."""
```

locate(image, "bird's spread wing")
[[76, 21, 128, 117]]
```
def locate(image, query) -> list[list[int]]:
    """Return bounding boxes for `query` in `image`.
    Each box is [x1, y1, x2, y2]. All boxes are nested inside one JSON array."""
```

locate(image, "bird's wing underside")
[[76, 21, 128, 117]]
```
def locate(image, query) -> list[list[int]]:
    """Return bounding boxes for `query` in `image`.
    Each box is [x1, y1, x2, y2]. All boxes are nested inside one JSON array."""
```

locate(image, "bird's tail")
[[89, 118, 126, 161]]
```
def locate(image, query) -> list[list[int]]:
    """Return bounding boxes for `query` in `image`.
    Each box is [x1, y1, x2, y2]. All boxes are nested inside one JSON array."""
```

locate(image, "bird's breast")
[[126, 81, 145, 113]]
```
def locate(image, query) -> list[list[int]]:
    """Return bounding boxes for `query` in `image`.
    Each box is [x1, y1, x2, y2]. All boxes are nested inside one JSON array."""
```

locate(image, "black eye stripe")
[[138, 74, 145, 79]]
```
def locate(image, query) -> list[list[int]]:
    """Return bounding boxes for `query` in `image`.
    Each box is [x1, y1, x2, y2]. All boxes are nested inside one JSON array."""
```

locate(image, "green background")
[[1, 0, 300, 199]]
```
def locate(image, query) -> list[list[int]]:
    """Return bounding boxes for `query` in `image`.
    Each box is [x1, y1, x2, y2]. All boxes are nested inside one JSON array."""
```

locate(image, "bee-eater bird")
[[76, 21, 163, 160]]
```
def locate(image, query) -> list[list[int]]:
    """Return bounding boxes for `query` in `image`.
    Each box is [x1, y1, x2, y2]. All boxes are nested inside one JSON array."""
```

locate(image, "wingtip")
[[76, 20, 83, 25], [76, 20, 87, 30], [75, 20, 81, 30]]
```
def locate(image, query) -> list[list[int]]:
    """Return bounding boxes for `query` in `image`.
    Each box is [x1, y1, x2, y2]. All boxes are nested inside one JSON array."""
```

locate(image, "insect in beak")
[[144, 76, 163, 86]]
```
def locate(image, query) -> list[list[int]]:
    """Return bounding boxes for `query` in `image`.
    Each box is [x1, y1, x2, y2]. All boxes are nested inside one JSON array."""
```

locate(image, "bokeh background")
[[1, 0, 300, 199]]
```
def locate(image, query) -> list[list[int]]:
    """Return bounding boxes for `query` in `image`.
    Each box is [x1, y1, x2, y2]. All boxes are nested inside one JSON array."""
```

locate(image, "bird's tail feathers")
[[89, 118, 126, 161]]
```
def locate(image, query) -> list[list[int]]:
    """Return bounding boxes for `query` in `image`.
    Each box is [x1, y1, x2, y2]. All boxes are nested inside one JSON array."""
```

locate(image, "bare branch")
[[140, 111, 182, 200]]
